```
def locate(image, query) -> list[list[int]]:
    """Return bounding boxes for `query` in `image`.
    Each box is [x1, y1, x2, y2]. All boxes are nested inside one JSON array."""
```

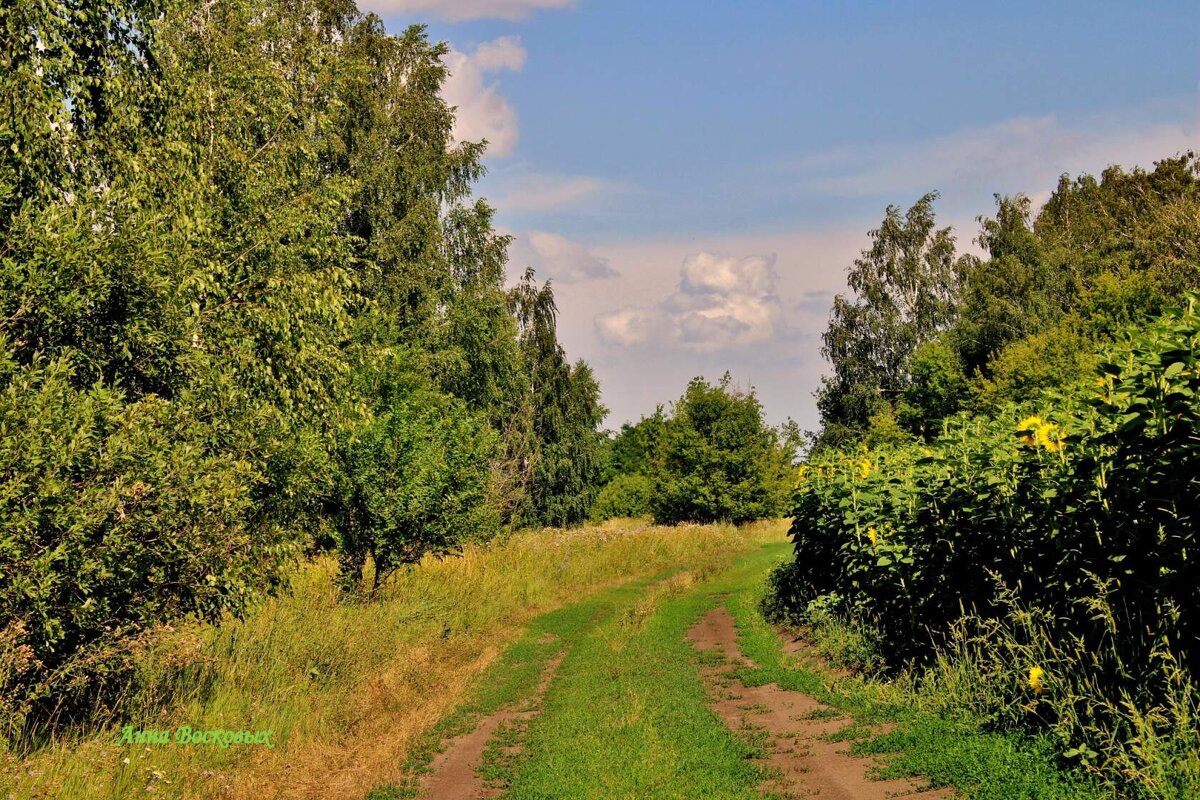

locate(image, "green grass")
[[364, 575, 673, 799], [723, 552, 1108, 800], [2, 519, 769, 800], [362, 533, 1112, 800], [499, 546, 783, 799]]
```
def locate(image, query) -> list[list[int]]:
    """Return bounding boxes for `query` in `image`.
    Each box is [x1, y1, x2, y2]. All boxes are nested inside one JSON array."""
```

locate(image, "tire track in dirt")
[[418, 648, 566, 799], [688, 607, 953, 800]]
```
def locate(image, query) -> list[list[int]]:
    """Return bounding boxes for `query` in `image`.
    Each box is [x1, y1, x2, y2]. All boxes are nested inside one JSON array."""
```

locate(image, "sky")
[[359, 0, 1199, 432]]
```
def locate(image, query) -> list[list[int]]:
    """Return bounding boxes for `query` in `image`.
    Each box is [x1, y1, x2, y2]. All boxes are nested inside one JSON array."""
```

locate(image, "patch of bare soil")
[[688, 607, 952, 800], [418, 651, 565, 800]]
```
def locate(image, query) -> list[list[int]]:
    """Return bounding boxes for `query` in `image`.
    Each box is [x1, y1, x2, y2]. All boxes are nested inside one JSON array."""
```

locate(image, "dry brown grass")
[[2, 519, 786, 800]]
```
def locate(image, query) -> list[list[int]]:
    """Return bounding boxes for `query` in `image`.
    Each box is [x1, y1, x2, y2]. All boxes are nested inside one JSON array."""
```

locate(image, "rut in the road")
[[689, 607, 953, 800], [419, 649, 566, 800]]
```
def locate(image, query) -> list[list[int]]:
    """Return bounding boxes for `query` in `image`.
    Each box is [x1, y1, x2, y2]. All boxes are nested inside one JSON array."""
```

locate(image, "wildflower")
[[867, 527, 878, 548], [1034, 422, 1064, 452], [1028, 665, 1046, 694], [857, 458, 872, 479], [1016, 415, 1043, 446]]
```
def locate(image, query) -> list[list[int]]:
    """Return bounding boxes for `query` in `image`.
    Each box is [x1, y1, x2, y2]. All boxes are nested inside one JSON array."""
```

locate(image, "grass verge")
[[723, 545, 1110, 800], [1, 519, 773, 800]]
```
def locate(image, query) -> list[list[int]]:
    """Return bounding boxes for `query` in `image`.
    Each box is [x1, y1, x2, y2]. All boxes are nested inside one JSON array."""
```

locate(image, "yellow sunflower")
[[1034, 422, 1065, 452], [1016, 415, 1043, 446]]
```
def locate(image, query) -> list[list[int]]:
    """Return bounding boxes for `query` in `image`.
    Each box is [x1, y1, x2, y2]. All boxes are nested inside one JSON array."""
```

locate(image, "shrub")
[[330, 376, 498, 595], [651, 374, 795, 526], [0, 359, 292, 739], [768, 295, 1200, 790], [589, 474, 654, 521]]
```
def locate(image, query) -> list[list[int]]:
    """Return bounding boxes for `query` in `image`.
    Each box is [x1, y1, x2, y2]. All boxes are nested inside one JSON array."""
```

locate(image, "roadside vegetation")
[[0, 520, 763, 799], [2, 0, 609, 743], [767, 156, 1200, 798]]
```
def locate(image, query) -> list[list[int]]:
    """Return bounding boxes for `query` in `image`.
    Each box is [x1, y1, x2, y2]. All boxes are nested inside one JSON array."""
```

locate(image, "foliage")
[[816, 193, 960, 439], [509, 270, 607, 528], [895, 337, 969, 438], [769, 296, 1200, 792], [589, 474, 654, 521], [0, 357, 285, 738], [330, 360, 497, 595], [0, 0, 606, 738], [650, 374, 797, 525], [600, 410, 666, 483], [815, 155, 1200, 449]]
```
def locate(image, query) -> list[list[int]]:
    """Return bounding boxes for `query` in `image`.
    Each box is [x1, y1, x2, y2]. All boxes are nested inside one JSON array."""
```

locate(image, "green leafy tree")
[[1036, 153, 1200, 297], [816, 193, 960, 440], [896, 337, 971, 438], [652, 374, 796, 525], [601, 409, 667, 483], [329, 357, 496, 596], [952, 194, 1059, 375], [509, 270, 607, 527], [1, 0, 608, 735], [1, 0, 363, 730]]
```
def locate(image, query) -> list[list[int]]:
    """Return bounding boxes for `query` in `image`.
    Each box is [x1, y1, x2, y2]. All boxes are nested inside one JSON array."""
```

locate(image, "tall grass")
[[788, 596, 1200, 799], [1, 519, 781, 800], [912, 596, 1200, 800]]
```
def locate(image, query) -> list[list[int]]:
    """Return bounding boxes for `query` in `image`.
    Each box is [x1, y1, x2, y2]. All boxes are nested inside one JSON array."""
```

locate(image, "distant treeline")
[[814, 153, 1200, 446], [591, 374, 802, 526], [1, 0, 606, 738]]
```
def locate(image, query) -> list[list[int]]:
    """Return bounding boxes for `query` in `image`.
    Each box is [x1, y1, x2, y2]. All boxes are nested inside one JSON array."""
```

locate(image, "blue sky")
[[362, 0, 1199, 431]]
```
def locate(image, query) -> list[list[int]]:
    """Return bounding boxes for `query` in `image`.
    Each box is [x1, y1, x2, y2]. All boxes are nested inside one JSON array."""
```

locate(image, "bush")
[[651, 374, 796, 525], [0, 359, 293, 739], [759, 559, 808, 625], [589, 474, 654, 521], [330, 370, 498, 595], [768, 295, 1200, 790]]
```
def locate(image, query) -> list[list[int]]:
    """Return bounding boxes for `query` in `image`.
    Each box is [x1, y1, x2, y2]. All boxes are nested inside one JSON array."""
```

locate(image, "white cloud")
[[442, 37, 526, 158], [359, 0, 572, 22], [595, 253, 783, 351], [508, 231, 618, 283], [489, 171, 619, 214], [789, 99, 1199, 201], [546, 228, 865, 430], [594, 308, 656, 347]]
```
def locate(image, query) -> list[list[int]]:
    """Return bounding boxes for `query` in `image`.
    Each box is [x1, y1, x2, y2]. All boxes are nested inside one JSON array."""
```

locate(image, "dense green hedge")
[[773, 294, 1200, 701]]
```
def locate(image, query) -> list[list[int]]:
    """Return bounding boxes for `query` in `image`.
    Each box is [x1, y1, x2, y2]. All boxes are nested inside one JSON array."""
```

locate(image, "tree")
[[601, 409, 667, 483], [952, 194, 1058, 376], [652, 374, 795, 525], [896, 336, 971, 439], [509, 270, 607, 527], [816, 193, 960, 439], [0, 0, 610, 735], [329, 359, 496, 596], [1, 0, 362, 730]]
